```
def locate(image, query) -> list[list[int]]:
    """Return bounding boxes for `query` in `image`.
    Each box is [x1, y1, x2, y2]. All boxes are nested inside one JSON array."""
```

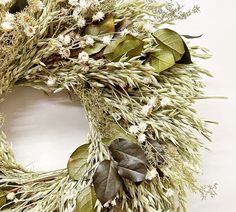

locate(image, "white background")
[[0, 0, 236, 211]]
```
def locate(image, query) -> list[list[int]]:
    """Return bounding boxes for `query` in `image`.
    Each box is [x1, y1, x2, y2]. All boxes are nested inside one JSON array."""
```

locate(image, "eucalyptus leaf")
[[0, 190, 6, 208], [93, 160, 123, 205], [154, 29, 185, 61], [84, 14, 115, 36], [9, 0, 28, 13], [84, 43, 107, 55], [76, 186, 96, 212], [149, 49, 175, 73], [177, 40, 192, 64], [104, 34, 144, 61], [109, 139, 148, 182], [67, 144, 89, 181]]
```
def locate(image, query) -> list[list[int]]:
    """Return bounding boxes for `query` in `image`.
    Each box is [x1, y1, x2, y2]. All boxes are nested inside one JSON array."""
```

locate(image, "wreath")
[[0, 0, 216, 211]]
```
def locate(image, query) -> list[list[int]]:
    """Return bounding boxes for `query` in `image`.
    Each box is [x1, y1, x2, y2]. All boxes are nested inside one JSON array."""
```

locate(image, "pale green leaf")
[[84, 43, 106, 55], [0, 190, 6, 208], [76, 186, 96, 212], [150, 50, 175, 73], [67, 144, 89, 181]]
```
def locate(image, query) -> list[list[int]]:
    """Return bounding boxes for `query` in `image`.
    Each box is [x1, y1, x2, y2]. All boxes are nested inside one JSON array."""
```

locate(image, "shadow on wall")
[[0, 87, 90, 171]]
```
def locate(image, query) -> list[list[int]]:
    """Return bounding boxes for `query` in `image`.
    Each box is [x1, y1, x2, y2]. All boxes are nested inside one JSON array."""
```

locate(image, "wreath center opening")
[[0, 87, 90, 171]]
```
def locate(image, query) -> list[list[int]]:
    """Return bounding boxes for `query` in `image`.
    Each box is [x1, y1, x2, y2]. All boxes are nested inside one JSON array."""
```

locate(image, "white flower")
[[128, 125, 139, 134], [24, 26, 36, 37], [59, 47, 70, 58], [85, 36, 95, 46], [77, 15, 86, 28], [141, 104, 152, 116], [122, 98, 129, 105], [138, 133, 146, 143], [148, 97, 157, 107], [102, 35, 112, 45], [92, 11, 105, 22], [64, 35, 71, 45], [138, 122, 147, 132], [78, 51, 89, 62], [143, 22, 156, 33], [4, 12, 15, 22], [165, 188, 174, 197], [146, 168, 158, 180], [1, 21, 14, 32], [72, 7, 81, 20], [68, 0, 79, 6], [36, 0, 45, 10], [79, 40, 86, 48], [47, 77, 56, 86], [6, 192, 15, 201], [160, 97, 171, 107], [0, 0, 10, 5]]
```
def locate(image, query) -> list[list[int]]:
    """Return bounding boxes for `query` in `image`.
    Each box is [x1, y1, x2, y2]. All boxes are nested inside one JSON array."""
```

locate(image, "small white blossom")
[[138, 122, 147, 132], [78, 51, 89, 62], [0, 0, 10, 5], [148, 97, 157, 107], [72, 7, 81, 20], [146, 168, 158, 180], [24, 26, 36, 37], [138, 133, 146, 143], [77, 15, 86, 28], [1, 21, 14, 32], [141, 104, 152, 116], [165, 189, 174, 197], [120, 29, 131, 36], [92, 11, 105, 22], [111, 199, 117, 206], [6, 192, 15, 201], [102, 35, 112, 45], [59, 47, 70, 58], [79, 40, 86, 48], [128, 125, 139, 134], [36, 0, 45, 10], [47, 77, 56, 86], [143, 22, 156, 33], [85, 36, 95, 46], [64, 35, 71, 45], [79, 0, 91, 10], [160, 97, 171, 107], [4, 12, 15, 22], [122, 98, 129, 105], [68, 0, 79, 6]]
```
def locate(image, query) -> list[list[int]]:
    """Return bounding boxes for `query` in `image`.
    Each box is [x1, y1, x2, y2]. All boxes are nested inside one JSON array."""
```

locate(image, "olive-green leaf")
[[109, 139, 148, 182], [102, 124, 137, 146], [67, 144, 89, 181], [176, 40, 192, 64], [9, 0, 28, 13], [84, 43, 107, 55], [154, 29, 185, 61], [149, 49, 175, 73], [104, 34, 144, 61], [84, 14, 115, 36], [93, 160, 123, 205], [182, 34, 203, 39], [76, 186, 96, 212], [0, 190, 6, 208]]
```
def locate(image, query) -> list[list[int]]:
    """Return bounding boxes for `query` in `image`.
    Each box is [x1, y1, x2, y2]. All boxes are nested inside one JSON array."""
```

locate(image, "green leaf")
[[149, 49, 175, 73], [0, 190, 6, 208], [84, 14, 115, 36], [182, 34, 203, 39], [76, 186, 96, 212], [9, 0, 28, 13], [93, 160, 123, 205], [84, 43, 107, 55], [154, 29, 185, 61], [102, 124, 137, 146], [104, 34, 144, 61], [67, 144, 89, 181], [177, 40, 192, 64], [109, 139, 148, 183]]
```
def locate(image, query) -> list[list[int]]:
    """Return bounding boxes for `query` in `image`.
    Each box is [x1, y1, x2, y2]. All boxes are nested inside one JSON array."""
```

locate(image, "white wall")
[[1, 0, 236, 211]]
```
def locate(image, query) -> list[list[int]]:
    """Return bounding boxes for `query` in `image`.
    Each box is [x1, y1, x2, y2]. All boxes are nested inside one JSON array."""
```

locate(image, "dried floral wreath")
[[0, 0, 216, 211]]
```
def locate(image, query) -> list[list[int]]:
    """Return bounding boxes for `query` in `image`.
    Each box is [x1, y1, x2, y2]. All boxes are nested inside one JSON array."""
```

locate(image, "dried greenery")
[[0, 0, 216, 211]]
